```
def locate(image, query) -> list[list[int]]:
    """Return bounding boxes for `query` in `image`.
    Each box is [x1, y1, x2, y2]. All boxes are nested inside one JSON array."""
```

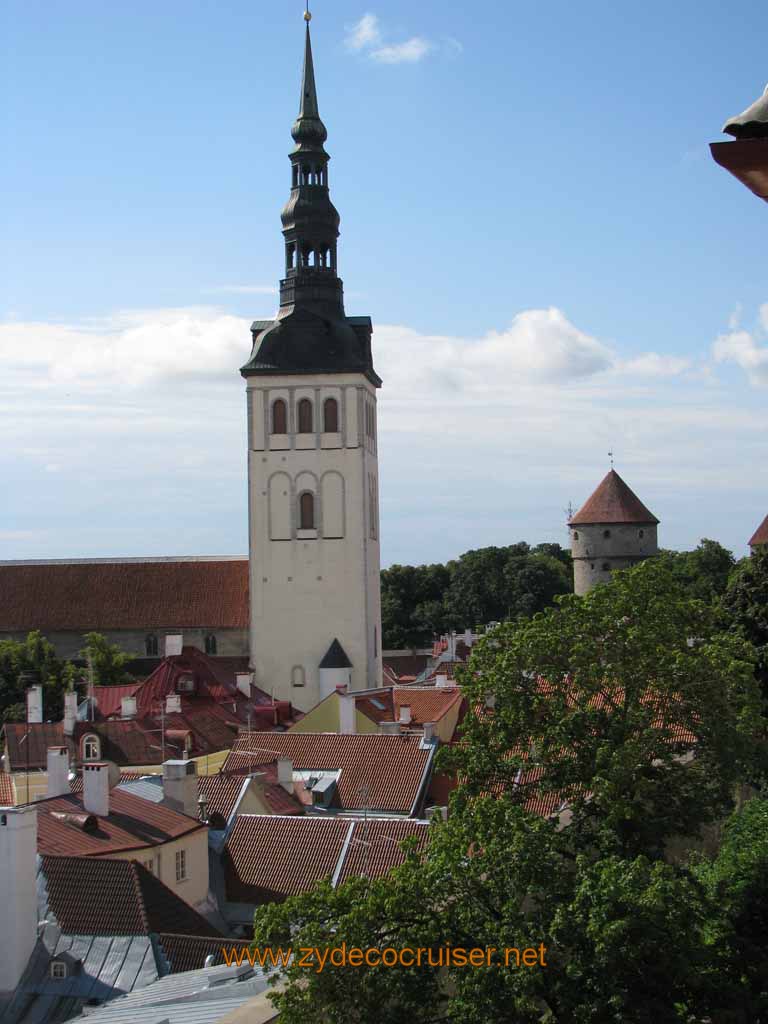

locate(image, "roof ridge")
[[129, 859, 153, 934]]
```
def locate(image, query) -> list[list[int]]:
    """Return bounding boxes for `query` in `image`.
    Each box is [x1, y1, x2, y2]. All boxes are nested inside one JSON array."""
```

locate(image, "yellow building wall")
[[94, 827, 210, 909], [288, 692, 378, 735]]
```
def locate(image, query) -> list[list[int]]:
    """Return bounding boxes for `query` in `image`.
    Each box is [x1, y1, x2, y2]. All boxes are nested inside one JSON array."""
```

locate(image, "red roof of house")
[[91, 684, 143, 719], [197, 774, 249, 826], [569, 470, 659, 526], [0, 558, 248, 630], [749, 512, 768, 548], [337, 818, 429, 883], [222, 733, 434, 814], [157, 934, 252, 973], [393, 687, 465, 725], [383, 654, 430, 678], [41, 854, 220, 936], [36, 787, 205, 857], [224, 815, 351, 903]]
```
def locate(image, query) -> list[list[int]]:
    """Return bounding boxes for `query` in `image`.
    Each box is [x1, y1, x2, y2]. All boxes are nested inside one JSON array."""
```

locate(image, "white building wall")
[[246, 372, 382, 710], [0, 806, 38, 993]]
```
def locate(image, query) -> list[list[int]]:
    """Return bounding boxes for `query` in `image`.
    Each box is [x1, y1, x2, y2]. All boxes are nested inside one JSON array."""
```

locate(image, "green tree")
[[381, 563, 450, 648], [80, 632, 135, 686], [657, 537, 736, 604], [253, 561, 763, 1023], [722, 547, 768, 701], [0, 630, 72, 724]]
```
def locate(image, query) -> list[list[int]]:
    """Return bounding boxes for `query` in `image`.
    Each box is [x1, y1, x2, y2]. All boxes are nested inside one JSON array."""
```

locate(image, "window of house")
[[297, 398, 313, 433], [82, 735, 101, 761], [323, 397, 339, 433], [143, 857, 155, 874], [50, 961, 67, 980], [573, 531, 579, 539], [299, 492, 315, 530], [602, 562, 610, 571], [145, 634, 158, 657], [603, 529, 611, 538], [204, 634, 217, 656], [271, 399, 287, 434], [175, 849, 187, 883], [639, 529, 645, 538]]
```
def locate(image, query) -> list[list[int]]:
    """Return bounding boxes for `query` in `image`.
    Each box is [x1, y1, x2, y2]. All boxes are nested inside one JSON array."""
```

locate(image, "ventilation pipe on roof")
[[121, 696, 137, 719], [165, 694, 182, 715], [46, 746, 70, 798], [24, 679, 43, 724], [235, 673, 253, 699], [82, 762, 109, 818], [0, 805, 38, 992], [423, 722, 437, 743], [63, 691, 78, 736], [398, 705, 412, 726], [277, 758, 294, 794], [162, 759, 198, 818], [338, 692, 356, 735]]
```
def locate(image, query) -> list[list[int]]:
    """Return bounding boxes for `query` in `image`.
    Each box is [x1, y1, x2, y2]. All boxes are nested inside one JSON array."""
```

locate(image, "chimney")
[[120, 696, 137, 719], [398, 705, 412, 726], [464, 629, 473, 647], [46, 746, 70, 798], [338, 691, 356, 735], [165, 694, 182, 715], [82, 762, 110, 818], [165, 634, 183, 657], [0, 805, 38, 992], [423, 722, 436, 743], [63, 690, 78, 736], [435, 672, 449, 688], [162, 759, 198, 818], [25, 681, 43, 724], [277, 757, 294, 793], [235, 673, 253, 699], [484, 694, 496, 710], [380, 721, 401, 735]]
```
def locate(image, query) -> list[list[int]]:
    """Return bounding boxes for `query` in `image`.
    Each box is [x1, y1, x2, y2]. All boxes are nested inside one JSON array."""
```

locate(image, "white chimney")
[[165, 634, 183, 657], [423, 722, 436, 743], [338, 691, 356, 735], [464, 629, 473, 647], [398, 704, 412, 726], [46, 746, 70, 798], [380, 721, 401, 735], [484, 694, 496, 710], [63, 690, 78, 736], [121, 696, 137, 719], [435, 672, 449, 688], [82, 762, 109, 818], [162, 759, 198, 818], [277, 758, 294, 793], [26, 685, 43, 724], [165, 694, 182, 715], [0, 805, 38, 992], [235, 673, 253, 699]]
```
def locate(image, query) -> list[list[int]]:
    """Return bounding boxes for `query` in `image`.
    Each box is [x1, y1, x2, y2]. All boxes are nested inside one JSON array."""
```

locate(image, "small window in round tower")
[[602, 562, 610, 571], [573, 531, 579, 540], [603, 529, 611, 539], [639, 529, 644, 538]]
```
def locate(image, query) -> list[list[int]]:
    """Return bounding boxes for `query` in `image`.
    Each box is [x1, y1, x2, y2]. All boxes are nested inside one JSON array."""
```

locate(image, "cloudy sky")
[[2, 1, 767, 566]]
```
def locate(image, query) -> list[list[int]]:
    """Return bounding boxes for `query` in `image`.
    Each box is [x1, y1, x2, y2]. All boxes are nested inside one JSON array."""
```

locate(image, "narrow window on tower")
[[323, 397, 339, 433], [271, 399, 287, 435], [299, 491, 315, 530], [204, 634, 217, 656], [298, 398, 313, 433], [145, 634, 158, 657]]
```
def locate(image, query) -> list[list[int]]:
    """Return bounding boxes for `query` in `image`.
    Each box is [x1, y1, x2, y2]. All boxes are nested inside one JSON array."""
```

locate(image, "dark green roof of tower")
[[292, 24, 327, 150]]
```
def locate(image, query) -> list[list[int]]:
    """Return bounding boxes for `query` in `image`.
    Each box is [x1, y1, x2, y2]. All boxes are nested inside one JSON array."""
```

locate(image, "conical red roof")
[[749, 512, 768, 548], [569, 470, 659, 526]]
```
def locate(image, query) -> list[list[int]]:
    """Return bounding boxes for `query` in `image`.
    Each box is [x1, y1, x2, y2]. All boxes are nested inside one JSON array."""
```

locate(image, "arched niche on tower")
[[268, 472, 292, 541], [295, 470, 319, 538], [321, 471, 345, 539]]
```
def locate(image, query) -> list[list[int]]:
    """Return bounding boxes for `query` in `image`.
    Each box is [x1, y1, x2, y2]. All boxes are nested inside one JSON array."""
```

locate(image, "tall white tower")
[[241, 19, 382, 710]]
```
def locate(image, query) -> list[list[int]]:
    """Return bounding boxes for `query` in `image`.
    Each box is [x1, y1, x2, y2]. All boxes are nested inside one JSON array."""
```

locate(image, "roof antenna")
[[608, 450, 614, 468]]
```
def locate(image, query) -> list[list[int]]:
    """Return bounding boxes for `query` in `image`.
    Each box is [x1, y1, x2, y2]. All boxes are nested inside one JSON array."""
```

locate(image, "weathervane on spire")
[[608, 450, 614, 468]]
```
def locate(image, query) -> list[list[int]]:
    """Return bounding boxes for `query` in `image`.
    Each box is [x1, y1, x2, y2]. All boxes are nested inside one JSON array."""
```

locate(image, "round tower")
[[569, 469, 659, 596]]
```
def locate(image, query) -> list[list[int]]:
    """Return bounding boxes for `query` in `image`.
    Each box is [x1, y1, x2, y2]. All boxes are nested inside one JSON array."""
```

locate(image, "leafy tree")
[[381, 563, 451, 648], [657, 538, 736, 604], [722, 547, 768, 701], [254, 561, 764, 1022], [80, 632, 135, 686], [0, 631, 73, 724]]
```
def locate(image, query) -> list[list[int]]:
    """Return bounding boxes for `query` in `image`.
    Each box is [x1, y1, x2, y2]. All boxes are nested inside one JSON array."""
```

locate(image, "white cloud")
[[203, 284, 277, 296], [371, 38, 434, 64], [345, 13, 381, 51], [620, 353, 692, 376], [712, 325, 768, 387]]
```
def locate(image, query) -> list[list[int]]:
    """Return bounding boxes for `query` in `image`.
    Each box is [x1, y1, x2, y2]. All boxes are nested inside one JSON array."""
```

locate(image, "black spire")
[[241, 17, 380, 386]]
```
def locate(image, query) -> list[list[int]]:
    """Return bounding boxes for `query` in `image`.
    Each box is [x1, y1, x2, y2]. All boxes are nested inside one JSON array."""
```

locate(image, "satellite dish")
[[102, 760, 122, 790]]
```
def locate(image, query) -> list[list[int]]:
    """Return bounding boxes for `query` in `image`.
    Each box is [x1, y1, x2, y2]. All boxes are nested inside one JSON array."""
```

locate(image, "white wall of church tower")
[[246, 372, 382, 710]]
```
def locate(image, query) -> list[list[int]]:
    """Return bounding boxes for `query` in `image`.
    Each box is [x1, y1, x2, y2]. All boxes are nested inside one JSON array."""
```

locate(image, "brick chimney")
[[0, 805, 38, 992], [82, 762, 110, 818], [46, 746, 70, 798], [162, 759, 198, 818]]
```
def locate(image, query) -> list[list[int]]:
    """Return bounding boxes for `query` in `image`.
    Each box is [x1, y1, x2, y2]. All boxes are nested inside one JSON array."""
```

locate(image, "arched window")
[[297, 398, 313, 433], [82, 734, 101, 761], [145, 634, 158, 657], [204, 634, 217, 656], [639, 529, 645, 538], [603, 529, 611, 539], [573, 531, 579, 539], [323, 397, 339, 433], [299, 491, 315, 530], [271, 399, 287, 435]]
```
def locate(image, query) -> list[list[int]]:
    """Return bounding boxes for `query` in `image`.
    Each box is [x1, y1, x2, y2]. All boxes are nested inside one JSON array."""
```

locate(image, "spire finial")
[[608, 450, 614, 468], [304, 1, 311, 22]]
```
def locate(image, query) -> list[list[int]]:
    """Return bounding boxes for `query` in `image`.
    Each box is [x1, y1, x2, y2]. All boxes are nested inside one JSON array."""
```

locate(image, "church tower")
[[241, 15, 383, 709], [569, 469, 659, 596]]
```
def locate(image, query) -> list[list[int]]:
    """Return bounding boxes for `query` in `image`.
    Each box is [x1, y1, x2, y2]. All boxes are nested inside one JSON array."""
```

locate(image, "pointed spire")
[[292, 21, 327, 149], [569, 469, 659, 526]]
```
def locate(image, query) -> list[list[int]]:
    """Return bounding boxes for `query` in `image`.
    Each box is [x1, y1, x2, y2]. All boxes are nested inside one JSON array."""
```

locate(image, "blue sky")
[[2, 0, 767, 566]]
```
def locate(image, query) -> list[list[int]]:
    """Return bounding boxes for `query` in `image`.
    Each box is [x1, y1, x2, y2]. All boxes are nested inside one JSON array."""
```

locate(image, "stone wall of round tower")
[[570, 522, 658, 596]]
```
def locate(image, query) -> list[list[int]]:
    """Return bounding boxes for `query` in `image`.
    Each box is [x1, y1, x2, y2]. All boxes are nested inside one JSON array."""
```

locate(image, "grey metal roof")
[[117, 777, 164, 803]]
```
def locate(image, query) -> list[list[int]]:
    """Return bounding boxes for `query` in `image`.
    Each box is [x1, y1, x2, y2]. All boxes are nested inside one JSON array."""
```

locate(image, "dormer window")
[[145, 634, 158, 657], [50, 961, 67, 980], [176, 675, 195, 693], [82, 734, 101, 762]]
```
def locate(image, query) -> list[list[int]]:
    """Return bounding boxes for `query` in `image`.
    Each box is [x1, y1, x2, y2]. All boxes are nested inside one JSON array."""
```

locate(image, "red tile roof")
[[383, 654, 430, 678], [337, 818, 429, 883], [569, 469, 659, 526], [0, 558, 248, 630], [41, 854, 220, 936], [3, 720, 187, 771], [393, 687, 465, 725], [749, 512, 768, 548], [157, 934, 252, 973], [197, 774, 249, 827], [354, 689, 395, 724], [224, 815, 351, 903], [36, 788, 205, 857], [222, 733, 434, 814], [0, 772, 15, 805], [91, 684, 142, 719]]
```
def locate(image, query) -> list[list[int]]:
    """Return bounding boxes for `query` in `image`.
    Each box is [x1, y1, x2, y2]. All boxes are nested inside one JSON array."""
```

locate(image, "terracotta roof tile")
[[41, 854, 220, 937], [749, 512, 768, 548], [393, 687, 465, 725], [224, 815, 350, 903], [198, 774, 248, 826], [0, 772, 14, 805], [222, 733, 433, 814], [157, 934, 252, 973], [36, 787, 205, 857], [91, 684, 142, 719], [569, 469, 659, 526], [383, 654, 430, 678], [0, 558, 248, 631], [337, 818, 429, 883]]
